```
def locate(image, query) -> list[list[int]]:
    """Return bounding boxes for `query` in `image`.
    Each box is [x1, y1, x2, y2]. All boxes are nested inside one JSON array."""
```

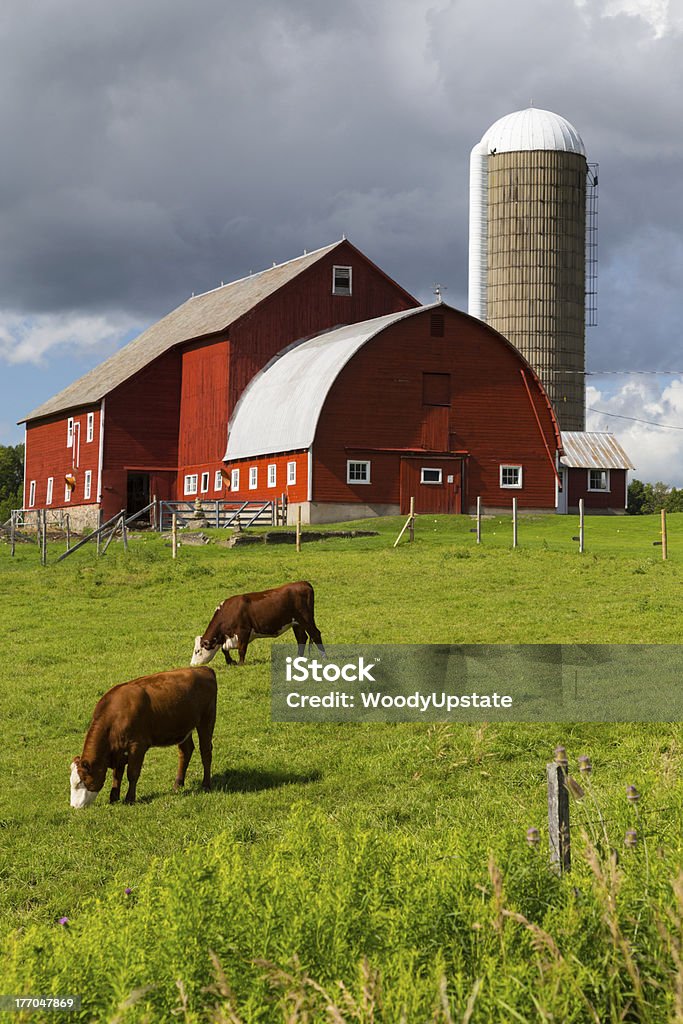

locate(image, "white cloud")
[[0, 310, 138, 366], [576, 0, 683, 37], [586, 376, 683, 484]]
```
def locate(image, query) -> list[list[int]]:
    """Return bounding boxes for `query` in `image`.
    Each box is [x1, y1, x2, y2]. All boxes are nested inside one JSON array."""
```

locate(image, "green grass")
[[1, 513, 683, 1021]]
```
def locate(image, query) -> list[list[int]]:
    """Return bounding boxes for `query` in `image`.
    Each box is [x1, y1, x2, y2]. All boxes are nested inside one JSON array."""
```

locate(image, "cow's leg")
[[124, 743, 147, 804], [174, 735, 195, 791], [303, 620, 326, 659], [222, 646, 235, 666], [236, 631, 250, 665], [293, 622, 308, 657], [110, 754, 126, 803], [197, 709, 216, 791]]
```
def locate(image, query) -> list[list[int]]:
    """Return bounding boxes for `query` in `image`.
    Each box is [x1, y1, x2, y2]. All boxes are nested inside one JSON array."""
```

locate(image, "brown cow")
[[191, 580, 326, 667], [70, 667, 217, 807]]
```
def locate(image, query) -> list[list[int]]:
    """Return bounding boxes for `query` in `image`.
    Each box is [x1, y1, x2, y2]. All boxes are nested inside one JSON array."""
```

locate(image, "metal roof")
[[480, 107, 586, 156], [560, 432, 635, 470], [21, 241, 345, 423], [224, 305, 438, 461]]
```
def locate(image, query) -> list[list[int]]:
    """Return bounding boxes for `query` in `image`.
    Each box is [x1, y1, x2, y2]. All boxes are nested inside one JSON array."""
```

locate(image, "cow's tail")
[[301, 582, 325, 658]]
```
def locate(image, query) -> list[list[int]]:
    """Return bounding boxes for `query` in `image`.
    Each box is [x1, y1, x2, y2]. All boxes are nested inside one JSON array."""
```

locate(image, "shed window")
[[422, 373, 450, 406], [184, 474, 198, 496], [86, 412, 94, 443], [332, 266, 352, 296], [500, 465, 523, 489], [287, 461, 297, 485], [200, 472, 210, 493], [46, 477, 54, 505], [84, 470, 92, 500], [29, 480, 36, 507], [231, 468, 240, 491], [215, 470, 223, 491], [347, 460, 371, 484], [249, 467, 258, 490], [420, 467, 442, 484], [588, 469, 610, 492], [268, 464, 277, 488]]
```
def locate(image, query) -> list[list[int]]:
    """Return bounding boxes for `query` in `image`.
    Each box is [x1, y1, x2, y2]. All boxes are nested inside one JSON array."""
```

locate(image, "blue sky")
[[1, 0, 682, 482]]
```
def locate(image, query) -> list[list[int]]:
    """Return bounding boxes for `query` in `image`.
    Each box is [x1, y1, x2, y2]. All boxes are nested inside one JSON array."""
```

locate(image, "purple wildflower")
[[58, 917, 69, 926], [124, 887, 132, 895]]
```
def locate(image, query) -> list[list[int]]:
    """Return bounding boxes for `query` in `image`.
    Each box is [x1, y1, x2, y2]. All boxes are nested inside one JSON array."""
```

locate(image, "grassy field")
[[1, 512, 683, 1022]]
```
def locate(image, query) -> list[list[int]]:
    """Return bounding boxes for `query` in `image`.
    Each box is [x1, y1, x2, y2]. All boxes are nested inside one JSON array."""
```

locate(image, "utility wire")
[[587, 407, 683, 430]]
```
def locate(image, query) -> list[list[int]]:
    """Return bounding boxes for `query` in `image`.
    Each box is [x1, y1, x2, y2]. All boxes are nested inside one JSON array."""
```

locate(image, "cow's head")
[[191, 637, 219, 666], [69, 757, 100, 809]]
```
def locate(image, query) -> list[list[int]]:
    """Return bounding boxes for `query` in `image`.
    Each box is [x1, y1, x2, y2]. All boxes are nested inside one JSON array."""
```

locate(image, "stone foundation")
[[20, 504, 101, 532]]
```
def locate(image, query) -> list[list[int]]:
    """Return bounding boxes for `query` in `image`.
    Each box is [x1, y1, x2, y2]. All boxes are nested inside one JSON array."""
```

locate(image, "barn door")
[[400, 458, 461, 514]]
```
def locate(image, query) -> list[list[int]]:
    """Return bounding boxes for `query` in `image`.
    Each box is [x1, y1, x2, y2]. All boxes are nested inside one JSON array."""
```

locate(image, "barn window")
[[422, 373, 450, 406], [420, 467, 442, 485], [86, 412, 94, 443], [84, 470, 92, 500], [67, 417, 74, 448], [184, 474, 198, 496], [430, 312, 445, 337], [268, 464, 277, 488], [214, 470, 223, 491], [500, 465, 523, 488], [249, 467, 258, 490], [46, 477, 54, 505], [588, 469, 610, 492], [64, 482, 72, 503], [200, 472, 210, 494], [287, 461, 297, 485], [231, 468, 240, 491], [332, 266, 352, 296], [347, 460, 371, 484], [29, 480, 36, 507]]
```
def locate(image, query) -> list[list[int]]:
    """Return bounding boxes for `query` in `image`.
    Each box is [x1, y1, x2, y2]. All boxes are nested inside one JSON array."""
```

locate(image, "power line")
[[586, 406, 683, 430]]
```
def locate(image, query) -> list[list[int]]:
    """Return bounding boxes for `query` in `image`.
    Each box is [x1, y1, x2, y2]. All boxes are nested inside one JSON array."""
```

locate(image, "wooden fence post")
[[579, 498, 585, 554], [547, 746, 571, 874], [121, 512, 128, 552], [97, 507, 102, 556], [476, 496, 482, 544], [662, 508, 668, 561], [296, 505, 302, 553], [512, 497, 518, 548], [40, 509, 47, 566], [172, 514, 178, 559], [65, 513, 71, 551], [10, 511, 15, 557], [409, 496, 415, 543]]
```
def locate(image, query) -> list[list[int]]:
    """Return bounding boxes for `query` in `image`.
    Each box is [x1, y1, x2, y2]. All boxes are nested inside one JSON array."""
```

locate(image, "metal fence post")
[[547, 747, 571, 874]]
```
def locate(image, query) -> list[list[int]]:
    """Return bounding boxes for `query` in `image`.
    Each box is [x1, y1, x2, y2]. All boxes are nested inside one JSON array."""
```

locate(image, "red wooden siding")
[[567, 468, 627, 510], [178, 335, 230, 467], [312, 308, 559, 512], [222, 451, 308, 504], [101, 350, 182, 520], [24, 406, 101, 509]]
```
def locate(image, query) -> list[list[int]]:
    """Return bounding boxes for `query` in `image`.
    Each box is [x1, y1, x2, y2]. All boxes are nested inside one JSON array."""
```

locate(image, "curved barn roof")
[[480, 107, 586, 156], [224, 305, 438, 461]]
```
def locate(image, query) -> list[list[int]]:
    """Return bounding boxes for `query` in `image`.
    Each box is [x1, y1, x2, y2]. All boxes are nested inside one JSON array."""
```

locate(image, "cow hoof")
[[173, 780, 184, 792], [109, 789, 120, 803]]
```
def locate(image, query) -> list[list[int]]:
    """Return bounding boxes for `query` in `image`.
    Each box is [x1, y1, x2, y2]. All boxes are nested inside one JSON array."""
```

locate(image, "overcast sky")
[[1, 0, 682, 483]]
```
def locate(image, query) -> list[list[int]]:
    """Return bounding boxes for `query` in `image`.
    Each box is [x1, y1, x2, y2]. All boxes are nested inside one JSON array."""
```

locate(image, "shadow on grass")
[[211, 766, 322, 793]]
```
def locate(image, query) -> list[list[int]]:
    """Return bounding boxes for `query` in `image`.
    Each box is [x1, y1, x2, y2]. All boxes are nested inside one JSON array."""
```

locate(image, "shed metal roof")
[[560, 432, 634, 470], [224, 305, 438, 462], [21, 241, 345, 423]]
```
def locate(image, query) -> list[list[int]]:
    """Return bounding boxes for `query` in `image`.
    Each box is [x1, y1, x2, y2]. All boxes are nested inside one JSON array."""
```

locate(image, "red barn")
[[20, 240, 416, 527], [223, 303, 563, 521]]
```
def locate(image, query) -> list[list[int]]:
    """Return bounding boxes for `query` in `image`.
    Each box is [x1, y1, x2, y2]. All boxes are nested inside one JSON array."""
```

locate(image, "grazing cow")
[[70, 667, 217, 808], [191, 580, 326, 667]]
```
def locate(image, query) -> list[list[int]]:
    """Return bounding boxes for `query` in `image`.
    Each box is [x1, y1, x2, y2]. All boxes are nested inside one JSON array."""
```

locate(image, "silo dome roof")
[[480, 107, 585, 156]]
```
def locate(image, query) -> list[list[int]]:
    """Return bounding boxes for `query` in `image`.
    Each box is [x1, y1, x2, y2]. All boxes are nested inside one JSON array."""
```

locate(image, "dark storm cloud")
[[0, 0, 681, 372]]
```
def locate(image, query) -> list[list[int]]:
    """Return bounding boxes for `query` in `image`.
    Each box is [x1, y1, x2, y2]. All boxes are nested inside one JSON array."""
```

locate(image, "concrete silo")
[[469, 107, 593, 431]]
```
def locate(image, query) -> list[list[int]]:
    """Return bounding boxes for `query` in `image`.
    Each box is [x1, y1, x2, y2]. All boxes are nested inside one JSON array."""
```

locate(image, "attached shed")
[[558, 431, 635, 514], [224, 303, 563, 522]]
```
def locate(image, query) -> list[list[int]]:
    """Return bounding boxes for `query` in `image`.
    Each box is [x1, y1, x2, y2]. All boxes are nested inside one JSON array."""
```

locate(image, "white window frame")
[[332, 265, 352, 296], [267, 463, 277, 488], [184, 474, 198, 496], [347, 460, 371, 485], [249, 466, 258, 490], [214, 470, 223, 491], [46, 477, 54, 505], [64, 482, 72, 503], [200, 471, 210, 494], [588, 469, 610, 491], [86, 412, 94, 443], [231, 468, 240, 491], [84, 470, 92, 500], [287, 461, 296, 485], [500, 465, 523, 489], [67, 417, 74, 448], [28, 480, 36, 507], [420, 467, 442, 485]]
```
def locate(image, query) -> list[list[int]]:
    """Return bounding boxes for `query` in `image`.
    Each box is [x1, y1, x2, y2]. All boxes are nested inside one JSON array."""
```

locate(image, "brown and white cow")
[[191, 580, 326, 667], [70, 667, 217, 807]]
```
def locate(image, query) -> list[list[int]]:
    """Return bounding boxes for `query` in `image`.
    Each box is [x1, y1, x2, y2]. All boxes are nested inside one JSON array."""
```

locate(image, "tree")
[[627, 478, 682, 515], [0, 443, 24, 523]]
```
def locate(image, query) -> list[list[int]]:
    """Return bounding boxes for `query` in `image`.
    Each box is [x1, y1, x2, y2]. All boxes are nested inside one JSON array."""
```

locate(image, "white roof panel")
[[480, 107, 586, 156], [225, 305, 436, 461]]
